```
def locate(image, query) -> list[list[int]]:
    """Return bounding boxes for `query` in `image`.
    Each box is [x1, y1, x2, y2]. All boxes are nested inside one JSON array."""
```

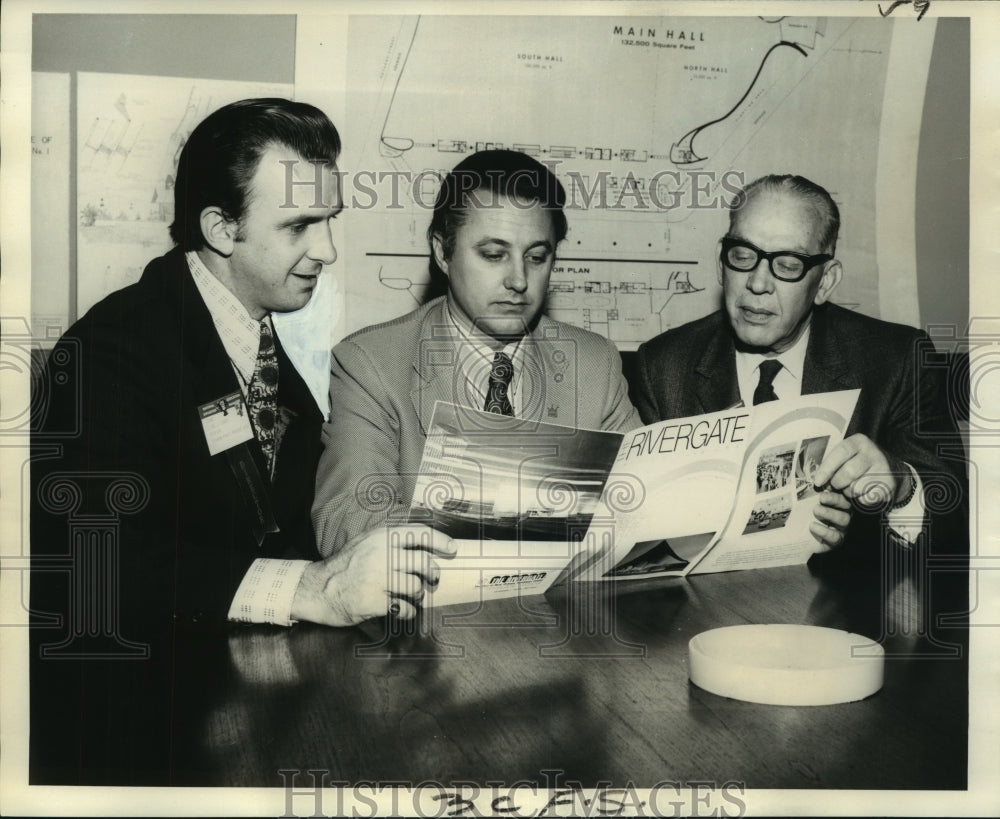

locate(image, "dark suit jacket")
[[31, 246, 324, 628], [633, 303, 968, 561], [30, 247, 324, 783]]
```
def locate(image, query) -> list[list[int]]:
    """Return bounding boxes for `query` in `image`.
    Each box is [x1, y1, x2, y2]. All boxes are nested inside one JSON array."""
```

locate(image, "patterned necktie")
[[484, 351, 515, 416], [753, 359, 782, 405], [247, 321, 279, 476]]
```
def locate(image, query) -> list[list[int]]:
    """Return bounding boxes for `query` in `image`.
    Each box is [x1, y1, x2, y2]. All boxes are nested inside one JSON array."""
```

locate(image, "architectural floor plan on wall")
[[339, 14, 932, 348]]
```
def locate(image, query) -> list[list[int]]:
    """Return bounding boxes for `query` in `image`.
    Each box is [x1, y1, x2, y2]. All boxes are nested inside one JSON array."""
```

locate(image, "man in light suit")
[[633, 174, 966, 562], [313, 150, 641, 556], [31, 99, 450, 783]]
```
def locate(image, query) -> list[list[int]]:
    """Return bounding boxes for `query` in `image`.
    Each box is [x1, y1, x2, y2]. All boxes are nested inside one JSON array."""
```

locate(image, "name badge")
[[198, 392, 254, 455]]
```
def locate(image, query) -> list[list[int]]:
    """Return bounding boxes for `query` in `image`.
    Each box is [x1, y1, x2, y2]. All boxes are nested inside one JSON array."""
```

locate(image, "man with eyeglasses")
[[633, 174, 966, 560]]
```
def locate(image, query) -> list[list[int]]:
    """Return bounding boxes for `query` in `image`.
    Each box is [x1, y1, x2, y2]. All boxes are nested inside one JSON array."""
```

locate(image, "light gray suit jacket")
[[313, 297, 641, 555]]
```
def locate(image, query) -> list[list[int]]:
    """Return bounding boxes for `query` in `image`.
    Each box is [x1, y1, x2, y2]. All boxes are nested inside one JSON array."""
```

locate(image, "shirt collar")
[[774, 322, 810, 383], [187, 250, 270, 387], [443, 299, 526, 409], [734, 322, 811, 402]]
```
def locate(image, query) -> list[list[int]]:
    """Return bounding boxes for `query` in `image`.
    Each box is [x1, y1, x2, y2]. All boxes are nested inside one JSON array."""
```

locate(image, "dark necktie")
[[753, 359, 782, 405], [247, 321, 279, 476], [484, 351, 514, 416]]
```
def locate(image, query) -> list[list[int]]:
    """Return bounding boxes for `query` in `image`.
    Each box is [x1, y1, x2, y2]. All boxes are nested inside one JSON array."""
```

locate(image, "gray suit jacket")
[[633, 303, 968, 560], [313, 297, 641, 555]]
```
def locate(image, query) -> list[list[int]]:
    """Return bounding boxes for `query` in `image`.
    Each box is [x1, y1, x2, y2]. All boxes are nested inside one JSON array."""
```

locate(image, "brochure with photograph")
[[407, 401, 624, 607], [409, 390, 860, 604], [579, 389, 860, 580]]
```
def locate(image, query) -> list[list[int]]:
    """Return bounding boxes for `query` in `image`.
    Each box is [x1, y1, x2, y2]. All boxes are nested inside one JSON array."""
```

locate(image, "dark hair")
[[425, 150, 568, 294], [728, 174, 840, 254], [169, 98, 341, 250]]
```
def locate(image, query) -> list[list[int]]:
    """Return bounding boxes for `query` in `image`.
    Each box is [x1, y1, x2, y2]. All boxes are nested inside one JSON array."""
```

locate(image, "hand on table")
[[291, 524, 456, 626]]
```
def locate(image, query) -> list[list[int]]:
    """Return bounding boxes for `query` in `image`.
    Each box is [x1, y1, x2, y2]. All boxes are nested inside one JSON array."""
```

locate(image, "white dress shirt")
[[445, 299, 529, 415]]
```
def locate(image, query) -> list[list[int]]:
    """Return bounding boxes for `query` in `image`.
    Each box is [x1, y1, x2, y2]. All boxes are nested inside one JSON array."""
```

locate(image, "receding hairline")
[[730, 185, 837, 255]]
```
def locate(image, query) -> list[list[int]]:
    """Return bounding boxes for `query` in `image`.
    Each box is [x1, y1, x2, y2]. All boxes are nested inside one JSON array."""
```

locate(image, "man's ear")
[[199, 206, 238, 256], [813, 259, 843, 306], [716, 239, 725, 288], [430, 232, 449, 276]]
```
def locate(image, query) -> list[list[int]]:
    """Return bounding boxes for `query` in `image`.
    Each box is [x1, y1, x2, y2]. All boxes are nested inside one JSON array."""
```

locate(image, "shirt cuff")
[[227, 558, 311, 626], [885, 464, 925, 545]]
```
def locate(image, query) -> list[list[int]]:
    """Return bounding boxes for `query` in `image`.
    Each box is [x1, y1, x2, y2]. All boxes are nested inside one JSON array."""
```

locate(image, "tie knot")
[[258, 320, 274, 349], [758, 359, 782, 387]]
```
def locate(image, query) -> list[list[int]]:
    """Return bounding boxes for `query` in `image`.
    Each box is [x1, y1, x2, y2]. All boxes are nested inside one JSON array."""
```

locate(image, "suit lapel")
[[411, 299, 458, 434], [694, 317, 741, 412], [160, 250, 276, 501], [689, 307, 855, 410], [158, 249, 245, 411], [524, 316, 573, 424], [801, 305, 856, 394]]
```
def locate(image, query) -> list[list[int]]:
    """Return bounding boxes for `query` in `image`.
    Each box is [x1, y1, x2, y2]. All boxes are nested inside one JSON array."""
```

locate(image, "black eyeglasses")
[[720, 237, 832, 283]]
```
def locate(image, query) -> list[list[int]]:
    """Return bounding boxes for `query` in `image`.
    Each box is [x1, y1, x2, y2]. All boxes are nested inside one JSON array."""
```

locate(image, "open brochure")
[[583, 388, 861, 580], [408, 390, 859, 606]]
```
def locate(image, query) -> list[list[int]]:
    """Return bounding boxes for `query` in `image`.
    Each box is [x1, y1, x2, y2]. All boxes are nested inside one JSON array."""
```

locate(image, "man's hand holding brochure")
[[407, 390, 860, 606]]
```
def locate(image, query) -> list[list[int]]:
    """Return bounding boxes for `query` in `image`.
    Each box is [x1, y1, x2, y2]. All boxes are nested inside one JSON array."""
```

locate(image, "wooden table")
[[176, 561, 968, 790]]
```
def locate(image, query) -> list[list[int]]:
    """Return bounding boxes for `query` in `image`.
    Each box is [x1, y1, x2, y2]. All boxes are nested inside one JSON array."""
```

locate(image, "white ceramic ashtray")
[[688, 624, 885, 706]]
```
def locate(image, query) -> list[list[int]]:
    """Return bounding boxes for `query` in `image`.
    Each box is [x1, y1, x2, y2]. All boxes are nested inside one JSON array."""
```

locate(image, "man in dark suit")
[[30, 99, 451, 783], [633, 174, 966, 560]]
